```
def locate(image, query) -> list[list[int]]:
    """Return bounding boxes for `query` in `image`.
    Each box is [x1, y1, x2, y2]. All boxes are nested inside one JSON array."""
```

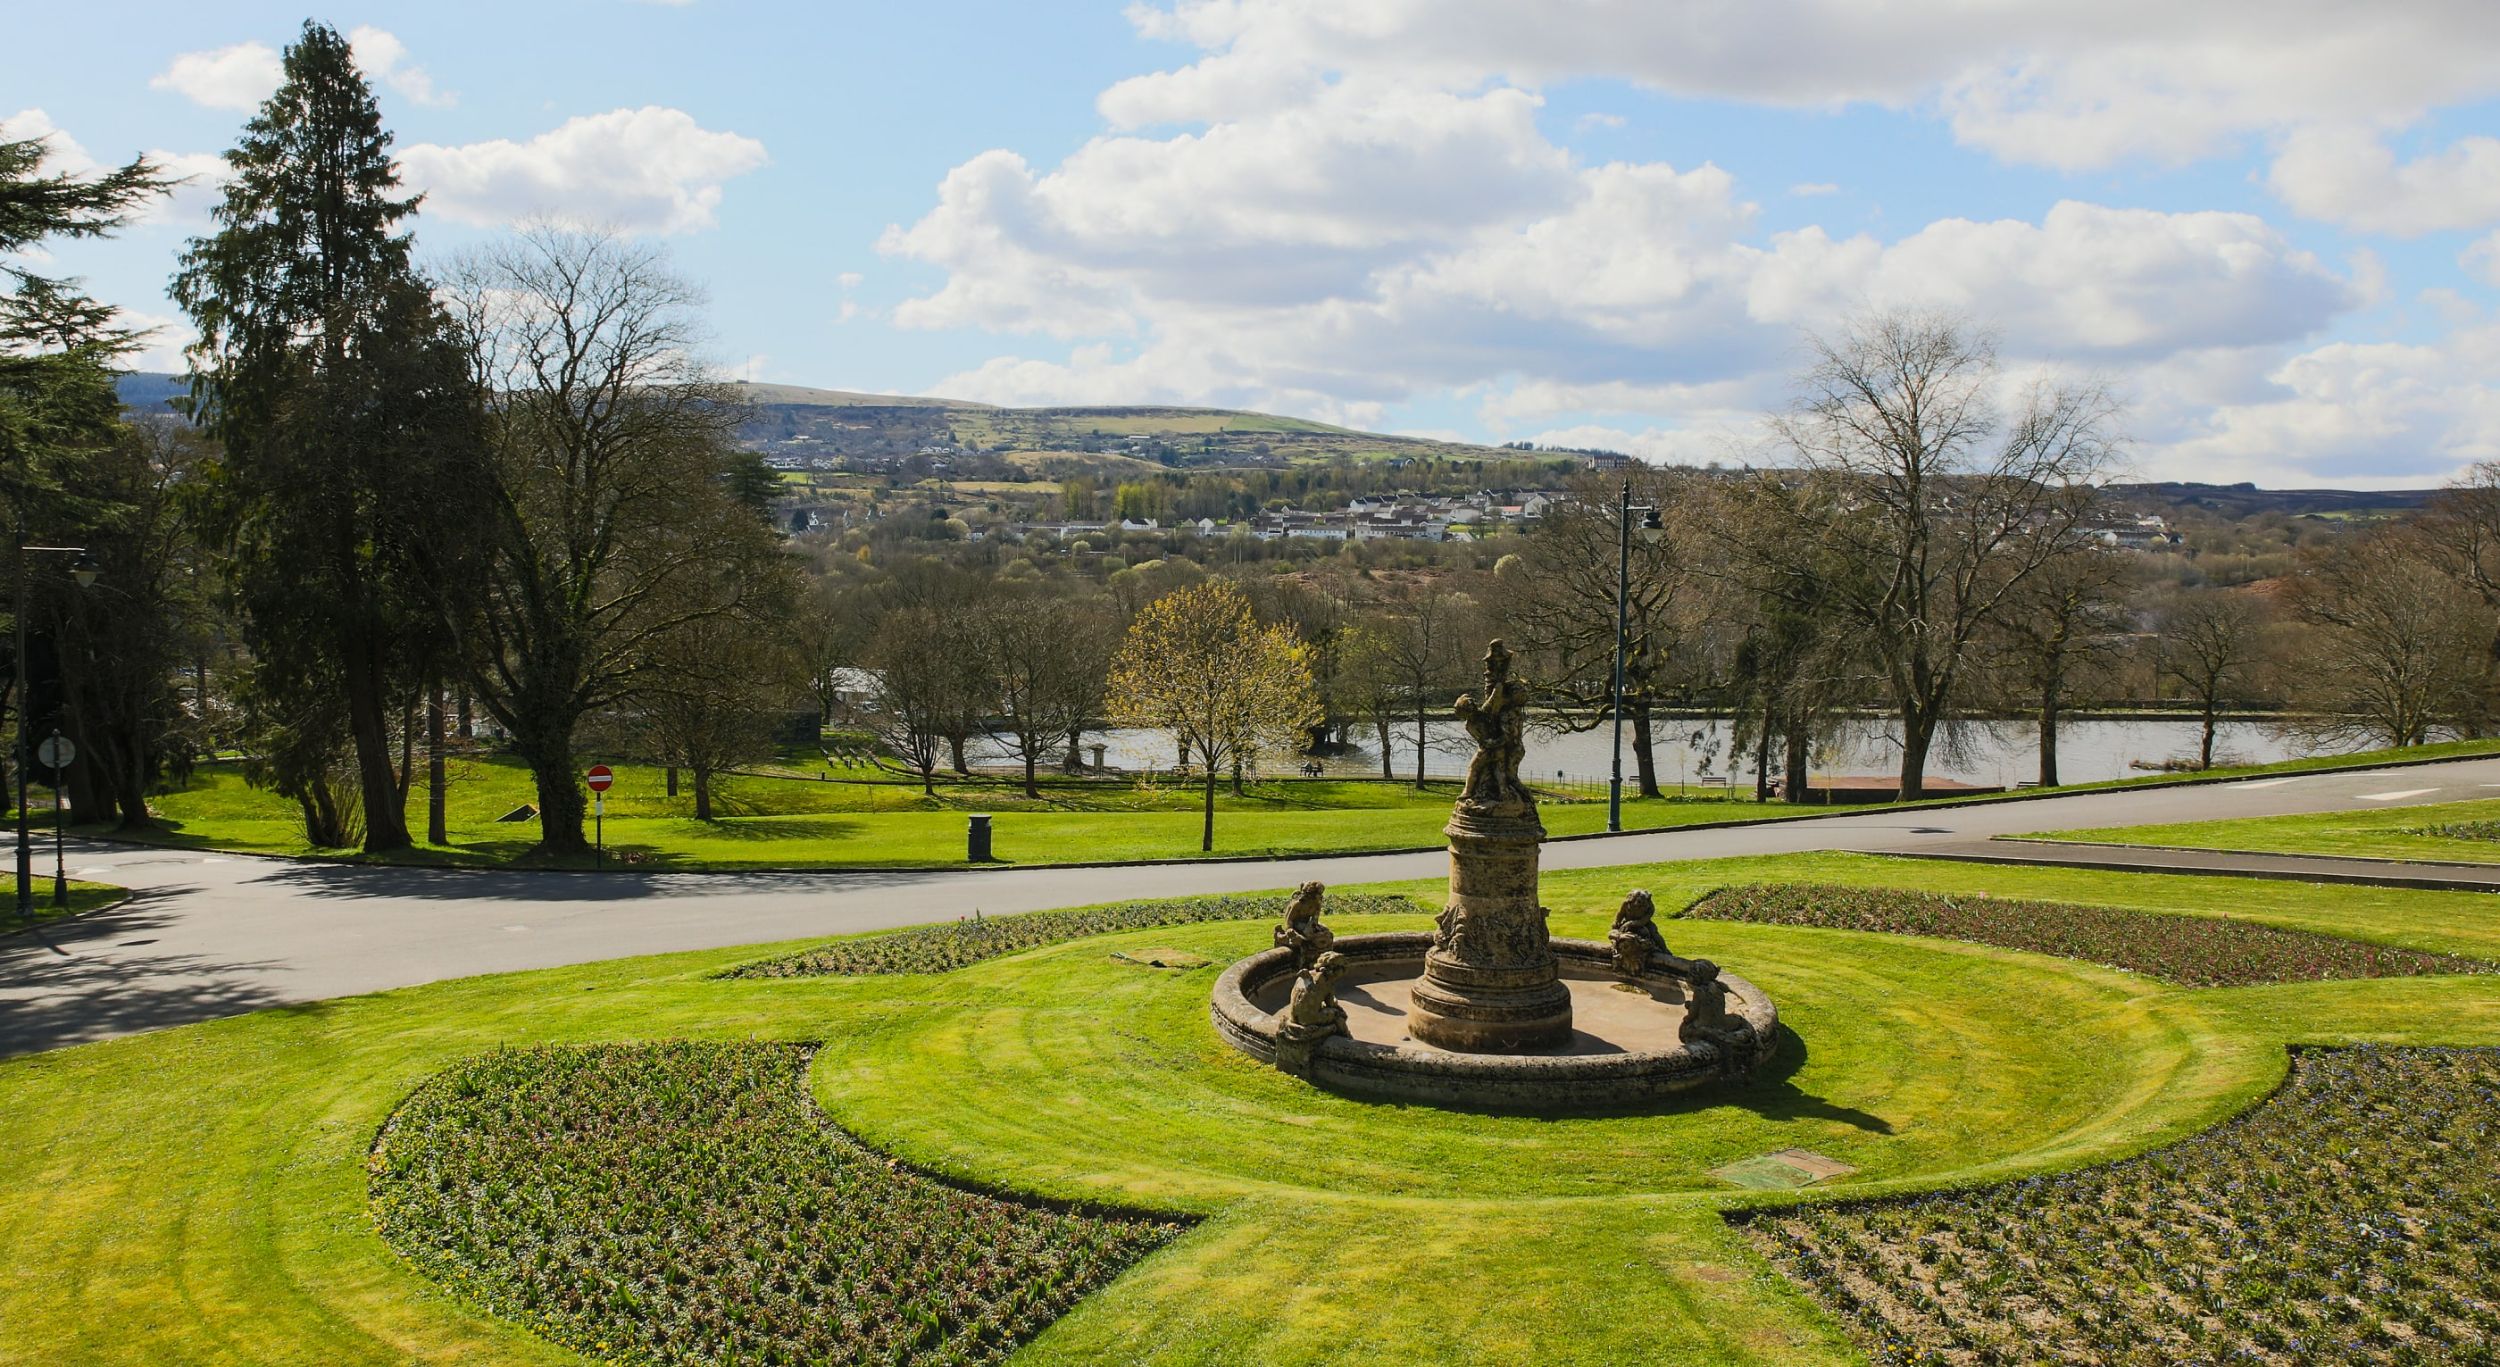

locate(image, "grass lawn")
[[108, 758, 1807, 870], [92, 733, 2500, 874], [0, 879, 129, 933], [3, 853, 2497, 1364], [2025, 795, 2500, 866]]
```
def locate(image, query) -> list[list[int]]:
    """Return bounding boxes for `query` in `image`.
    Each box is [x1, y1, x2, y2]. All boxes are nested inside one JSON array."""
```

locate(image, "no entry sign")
[[585, 764, 614, 792]]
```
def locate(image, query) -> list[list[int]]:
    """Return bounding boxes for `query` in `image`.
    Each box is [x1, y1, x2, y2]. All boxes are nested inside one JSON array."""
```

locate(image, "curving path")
[[6, 755, 2499, 1058]]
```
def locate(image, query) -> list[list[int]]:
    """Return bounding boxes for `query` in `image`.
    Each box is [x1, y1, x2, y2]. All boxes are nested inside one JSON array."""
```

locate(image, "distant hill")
[[114, 372, 189, 416], [2111, 481, 2440, 520]]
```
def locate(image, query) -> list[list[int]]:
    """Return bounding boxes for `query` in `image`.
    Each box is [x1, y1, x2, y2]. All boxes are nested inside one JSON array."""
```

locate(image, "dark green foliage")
[[1683, 882, 2493, 987], [726, 891, 1423, 977], [172, 20, 489, 854], [1740, 1046, 2500, 1365], [369, 1041, 1183, 1366]]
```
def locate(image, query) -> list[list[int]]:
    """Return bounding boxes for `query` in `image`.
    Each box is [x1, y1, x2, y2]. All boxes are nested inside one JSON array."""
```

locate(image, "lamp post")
[[14, 544, 97, 922], [1607, 485, 1664, 834]]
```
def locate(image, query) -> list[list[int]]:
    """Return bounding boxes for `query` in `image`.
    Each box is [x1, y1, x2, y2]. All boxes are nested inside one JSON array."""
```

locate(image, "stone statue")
[[1608, 889, 1674, 977], [1454, 639, 1533, 811], [1273, 880, 1335, 970], [1678, 959, 1750, 1071], [1273, 950, 1352, 1076]]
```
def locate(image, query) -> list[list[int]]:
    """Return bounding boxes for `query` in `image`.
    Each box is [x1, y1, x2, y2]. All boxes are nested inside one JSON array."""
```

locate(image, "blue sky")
[[11, 2, 2500, 487]]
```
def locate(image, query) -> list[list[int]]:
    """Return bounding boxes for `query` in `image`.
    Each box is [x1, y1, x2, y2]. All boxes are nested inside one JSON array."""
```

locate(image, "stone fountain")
[[1212, 640, 1778, 1112]]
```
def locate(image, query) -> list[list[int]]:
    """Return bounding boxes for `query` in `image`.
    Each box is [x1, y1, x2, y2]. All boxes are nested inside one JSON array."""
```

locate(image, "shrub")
[[1737, 1046, 2500, 1365], [1683, 883, 2492, 987], [725, 891, 1423, 978], [369, 1041, 1183, 1366], [2415, 819, 2500, 842]]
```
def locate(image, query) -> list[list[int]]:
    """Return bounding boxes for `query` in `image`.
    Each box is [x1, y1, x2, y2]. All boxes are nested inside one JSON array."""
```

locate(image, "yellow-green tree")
[[1108, 581, 1318, 852]]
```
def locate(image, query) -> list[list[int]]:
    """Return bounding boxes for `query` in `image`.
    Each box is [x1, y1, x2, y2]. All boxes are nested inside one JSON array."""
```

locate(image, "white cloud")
[[151, 31, 453, 111], [2146, 324, 2500, 485], [836, 271, 864, 289], [1788, 182, 1839, 197], [2466, 233, 2500, 288], [151, 41, 283, 111], [398, 108, 767, 235], [347, 27, 455, 108], [2268, 127, 2500, 235], [1575, 112, 1626, 132]]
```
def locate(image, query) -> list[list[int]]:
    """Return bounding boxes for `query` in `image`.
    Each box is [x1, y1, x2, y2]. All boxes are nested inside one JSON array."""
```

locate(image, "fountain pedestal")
[[1406, 798, 1574, 1052]]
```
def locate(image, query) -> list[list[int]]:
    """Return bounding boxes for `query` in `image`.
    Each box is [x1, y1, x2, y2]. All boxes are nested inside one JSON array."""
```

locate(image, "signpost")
[[37, 733, 74, 907], [585, 764, 613, 869]]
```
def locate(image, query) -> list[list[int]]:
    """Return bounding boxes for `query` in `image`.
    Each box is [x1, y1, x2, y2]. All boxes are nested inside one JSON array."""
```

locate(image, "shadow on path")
[[0, 895, 300, 1058]]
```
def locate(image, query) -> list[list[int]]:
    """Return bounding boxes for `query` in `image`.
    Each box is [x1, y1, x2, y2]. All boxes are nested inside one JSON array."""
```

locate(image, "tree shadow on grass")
[[247, 861, 969, 903], [0, 890, 313, 1058]]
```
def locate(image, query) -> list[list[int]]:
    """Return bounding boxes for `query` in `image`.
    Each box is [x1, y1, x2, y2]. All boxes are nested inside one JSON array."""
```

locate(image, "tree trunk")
[[1897, 711, 1935, 803], [1023, 748, 1039, 800], [1754, 699, 1774, 803], [341, 652, 412, 853], [692, 764, 713, 821], [1065, 727, 1083, 771], [1783, 720, 1809, 805], [1629, 701, 1662, 800], [1201, 765, 1217, 852], [2038, 692, 2061, 789], [1375, 717, 1394, 780], [426, 681, 447, 845], [2198, 702, 2219, 770], [1412, 700, 1429, 788], [666, 766, 679, 797], [1231, 757, 1245, 796], [947, 732, 970, 775], [515, 723, 589, 856]]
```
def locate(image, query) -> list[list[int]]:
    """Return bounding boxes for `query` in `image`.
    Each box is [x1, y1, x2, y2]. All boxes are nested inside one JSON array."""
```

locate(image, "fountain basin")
[[1212, 932, 1779, 1113]]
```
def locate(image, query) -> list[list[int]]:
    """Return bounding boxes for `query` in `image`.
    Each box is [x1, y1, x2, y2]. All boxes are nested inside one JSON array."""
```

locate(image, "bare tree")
[[974, 591, 1114, 798], [2281, 528, 2488, 750], [863, 607, 979, 796], [1360, 576, 1479, 786], [446, 227, 786, 857], [1769, 310, 2122, 799], [627, 614, 802, 820], [2156, 587, 2274, 769], [1984, 539, 2135, 786], [1495, 466, 1692, 798]]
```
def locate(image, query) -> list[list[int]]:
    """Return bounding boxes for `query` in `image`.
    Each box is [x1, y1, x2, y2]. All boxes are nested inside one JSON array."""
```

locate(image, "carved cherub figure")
[[1608, 889, 1674, 977], [1279, 951, 1351, 1042], [1274, 880, 1335, 970], [1679, 959, 1749, 1071]]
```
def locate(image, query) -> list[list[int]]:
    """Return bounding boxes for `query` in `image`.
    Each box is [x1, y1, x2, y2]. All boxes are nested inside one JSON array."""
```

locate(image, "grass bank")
[[2025, 795, 2500, 866], [4, 854, 2497, 1363]]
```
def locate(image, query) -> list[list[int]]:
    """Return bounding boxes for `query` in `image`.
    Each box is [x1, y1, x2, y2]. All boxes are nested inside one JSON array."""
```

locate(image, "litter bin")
[[967, 813, 993, 862]]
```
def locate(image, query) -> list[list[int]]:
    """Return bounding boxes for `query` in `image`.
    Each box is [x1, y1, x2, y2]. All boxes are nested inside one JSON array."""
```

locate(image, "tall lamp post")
[[14, 544, 98, 921], [1607, 485, 1664, 833]]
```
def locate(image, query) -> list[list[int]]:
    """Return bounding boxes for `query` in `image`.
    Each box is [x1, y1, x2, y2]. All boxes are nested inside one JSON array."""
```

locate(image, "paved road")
[[7, 757, 2499, 1058]]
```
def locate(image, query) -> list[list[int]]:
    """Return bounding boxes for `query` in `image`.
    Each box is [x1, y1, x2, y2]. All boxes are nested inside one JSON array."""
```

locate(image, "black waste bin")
[[967, 813, 993, 862]]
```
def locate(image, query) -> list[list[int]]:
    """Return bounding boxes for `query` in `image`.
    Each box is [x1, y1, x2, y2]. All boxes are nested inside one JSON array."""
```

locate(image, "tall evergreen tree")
[[172, 21, 486, 852]]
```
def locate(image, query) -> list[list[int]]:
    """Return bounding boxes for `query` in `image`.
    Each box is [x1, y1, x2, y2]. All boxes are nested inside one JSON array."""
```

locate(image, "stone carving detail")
[[1678, 959, 1752, 1071], [1454, 639, 1534, 813], [1608, 890, 1672, 977], [1274, 880, 1335, 970], [1273, 950, 1352, 1076]]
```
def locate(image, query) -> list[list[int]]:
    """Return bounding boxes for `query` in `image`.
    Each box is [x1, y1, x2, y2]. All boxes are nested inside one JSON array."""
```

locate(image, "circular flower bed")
[[369, 1041, 1185, 1365]]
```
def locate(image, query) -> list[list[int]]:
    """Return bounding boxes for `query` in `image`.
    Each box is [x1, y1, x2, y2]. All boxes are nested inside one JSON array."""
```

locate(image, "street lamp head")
[[1638, 508, 1665, 544], [70, 550, 99, 590]]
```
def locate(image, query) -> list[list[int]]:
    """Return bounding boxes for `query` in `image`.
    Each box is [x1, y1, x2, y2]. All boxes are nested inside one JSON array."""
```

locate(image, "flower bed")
[[1683, 883, 2492, 987], [2414, 819, 2500, 842], [1737, 1046, 2500, 1365], [725, 891, 1423, 977], [369, 1042, 1183, 1366]]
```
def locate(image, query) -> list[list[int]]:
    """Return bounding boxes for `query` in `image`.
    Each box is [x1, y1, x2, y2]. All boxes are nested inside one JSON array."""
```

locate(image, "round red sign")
[[585, 764, 614, 792]]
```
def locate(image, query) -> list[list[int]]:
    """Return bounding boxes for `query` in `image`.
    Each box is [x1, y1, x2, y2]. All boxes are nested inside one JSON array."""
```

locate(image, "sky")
[[10, 1, 2500, 488]]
